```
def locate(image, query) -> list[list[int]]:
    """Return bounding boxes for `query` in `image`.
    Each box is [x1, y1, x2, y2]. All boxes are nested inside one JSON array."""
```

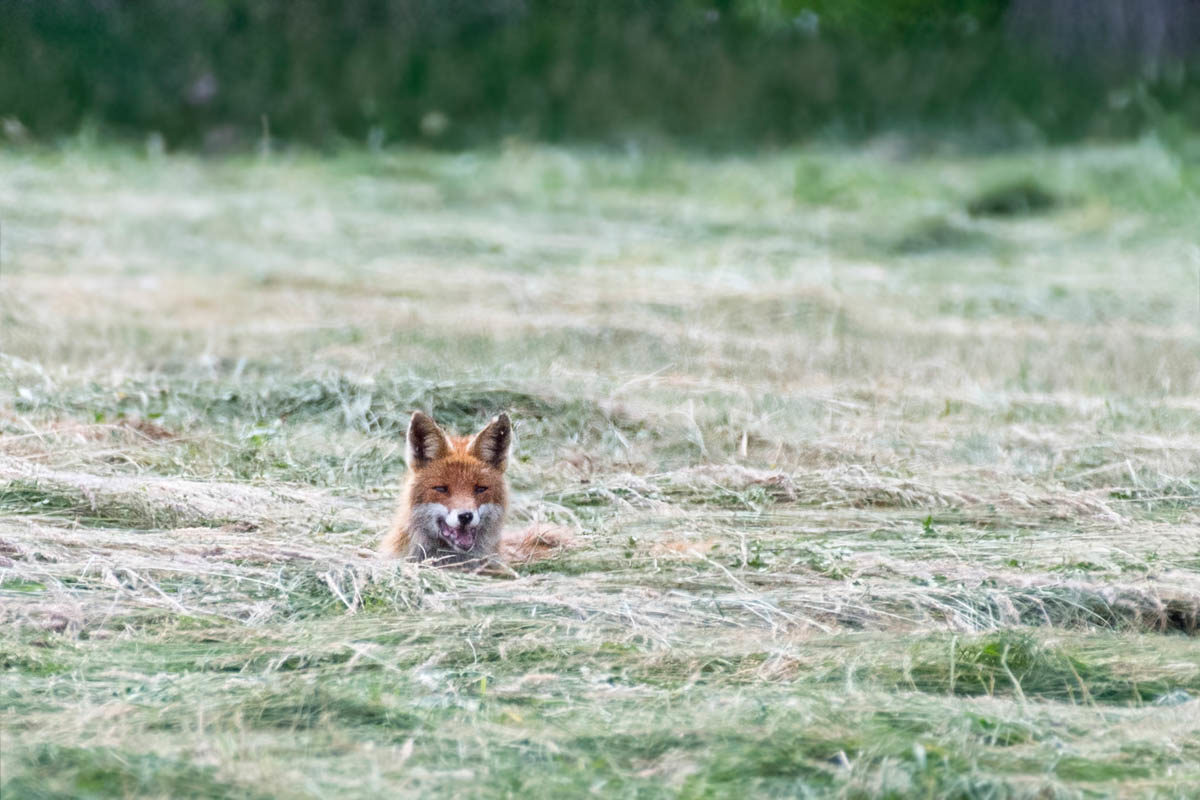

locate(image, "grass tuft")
[[966, 178, 1061, 217]]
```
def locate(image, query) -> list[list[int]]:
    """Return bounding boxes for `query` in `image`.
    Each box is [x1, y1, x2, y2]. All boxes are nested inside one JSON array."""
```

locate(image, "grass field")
[[1, 137, 1199, 798]]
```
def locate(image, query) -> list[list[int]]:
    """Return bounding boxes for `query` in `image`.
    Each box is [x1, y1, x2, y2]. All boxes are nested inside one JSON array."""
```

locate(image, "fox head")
[[403, 411, 511, 559]]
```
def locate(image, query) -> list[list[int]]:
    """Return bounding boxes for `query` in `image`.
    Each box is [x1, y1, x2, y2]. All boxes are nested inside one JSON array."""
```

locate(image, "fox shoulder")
[[378, 514, 411, 556]]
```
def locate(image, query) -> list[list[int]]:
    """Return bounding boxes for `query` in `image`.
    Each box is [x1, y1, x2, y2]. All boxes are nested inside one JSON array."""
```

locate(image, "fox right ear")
[[406, 412, 450, 469], [467, 412, 512, 471]]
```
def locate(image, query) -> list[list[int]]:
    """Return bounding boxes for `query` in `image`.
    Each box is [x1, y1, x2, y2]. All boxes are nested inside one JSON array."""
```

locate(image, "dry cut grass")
[[1, 138, 1199, 798]]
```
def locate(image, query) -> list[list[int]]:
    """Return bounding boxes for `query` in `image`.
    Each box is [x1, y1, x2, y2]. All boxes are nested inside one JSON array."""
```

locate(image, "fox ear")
[[406, 412, 450, 469], [468, 413, 512, 471]]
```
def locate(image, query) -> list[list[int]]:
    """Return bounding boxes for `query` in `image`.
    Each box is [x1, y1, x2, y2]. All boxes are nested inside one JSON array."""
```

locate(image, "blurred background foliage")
[[2, 0, 1199, 151]]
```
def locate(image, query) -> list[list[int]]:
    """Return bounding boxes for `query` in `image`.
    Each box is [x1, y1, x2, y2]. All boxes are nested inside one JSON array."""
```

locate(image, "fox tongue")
[[441, 522, 475, 551]]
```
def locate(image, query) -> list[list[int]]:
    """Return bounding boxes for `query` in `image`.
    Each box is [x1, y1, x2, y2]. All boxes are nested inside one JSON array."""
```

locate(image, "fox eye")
[[432, 486, 449, 494], [474, 485, 488, 494]]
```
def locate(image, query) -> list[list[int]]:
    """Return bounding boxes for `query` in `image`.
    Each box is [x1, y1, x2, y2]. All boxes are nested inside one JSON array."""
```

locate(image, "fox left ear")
[[468, 413, 512, 471]]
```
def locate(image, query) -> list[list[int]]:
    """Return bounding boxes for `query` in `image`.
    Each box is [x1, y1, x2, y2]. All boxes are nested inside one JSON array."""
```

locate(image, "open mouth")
[[438, 519, 477, 552]]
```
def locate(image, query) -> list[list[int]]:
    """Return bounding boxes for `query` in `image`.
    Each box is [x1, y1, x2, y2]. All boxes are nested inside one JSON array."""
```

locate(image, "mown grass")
[[1, 138, 1198, 798]]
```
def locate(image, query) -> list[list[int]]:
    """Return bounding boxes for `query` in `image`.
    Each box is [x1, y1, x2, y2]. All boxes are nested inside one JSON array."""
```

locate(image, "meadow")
[[1, 137, 1198, 798]]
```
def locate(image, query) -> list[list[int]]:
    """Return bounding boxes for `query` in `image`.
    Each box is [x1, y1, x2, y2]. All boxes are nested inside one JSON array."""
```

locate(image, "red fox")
[[380, 411, 572, 567], [380, 411, 512, 565]]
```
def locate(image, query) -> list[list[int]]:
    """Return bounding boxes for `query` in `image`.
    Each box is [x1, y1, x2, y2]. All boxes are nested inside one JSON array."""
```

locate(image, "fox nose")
[[454, 510, 475, 527]]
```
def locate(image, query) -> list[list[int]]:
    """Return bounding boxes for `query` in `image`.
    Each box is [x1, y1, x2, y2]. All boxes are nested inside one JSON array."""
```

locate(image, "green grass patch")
[[1, 745, 275, 800], [891, 216, 998, 255], [905, 631, 1199, 704]]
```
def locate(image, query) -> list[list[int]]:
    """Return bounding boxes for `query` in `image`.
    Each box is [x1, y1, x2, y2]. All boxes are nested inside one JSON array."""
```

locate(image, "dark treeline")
[[2, 0, 1199, 150]]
